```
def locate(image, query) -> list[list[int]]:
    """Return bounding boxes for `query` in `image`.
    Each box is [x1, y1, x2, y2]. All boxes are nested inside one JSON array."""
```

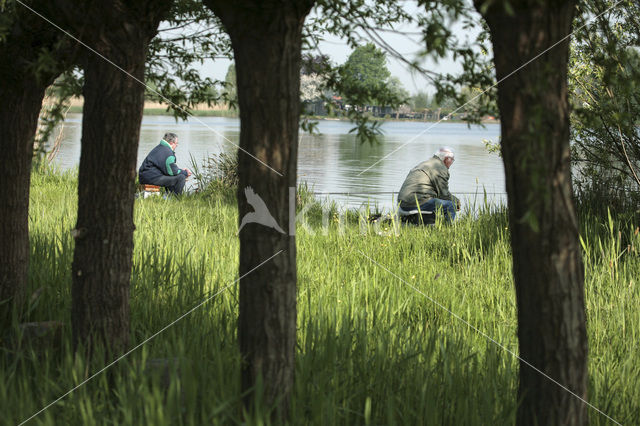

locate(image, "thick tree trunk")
[[71, 49, 143, 354], [476, 2, 588, 424], [204, 0, 313, 418], [0, 81, 47, 323], [69, 2, 170, 354], [0, 7, 66, 324]]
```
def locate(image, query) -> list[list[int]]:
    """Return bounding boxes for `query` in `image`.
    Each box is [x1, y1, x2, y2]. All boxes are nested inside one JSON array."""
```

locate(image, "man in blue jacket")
[[139, 132, 192, 195]]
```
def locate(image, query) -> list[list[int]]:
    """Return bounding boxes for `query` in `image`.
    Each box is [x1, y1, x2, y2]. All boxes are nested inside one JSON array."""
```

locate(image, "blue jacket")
[[138, 140, 187, 183]]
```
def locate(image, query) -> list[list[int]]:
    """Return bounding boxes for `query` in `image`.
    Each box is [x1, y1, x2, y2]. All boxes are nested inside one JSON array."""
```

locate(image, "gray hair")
[[434, 146, 454, 162], [163, 132, 178, 144]]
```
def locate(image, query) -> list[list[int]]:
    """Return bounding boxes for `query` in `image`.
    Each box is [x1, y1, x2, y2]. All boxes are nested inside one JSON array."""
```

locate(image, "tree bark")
[[475, 2, 588, 425], [203, 0, 313, 419], [0, 6, 67, 324], [0, 79, 47, 324], [67, 0, 171, 355]]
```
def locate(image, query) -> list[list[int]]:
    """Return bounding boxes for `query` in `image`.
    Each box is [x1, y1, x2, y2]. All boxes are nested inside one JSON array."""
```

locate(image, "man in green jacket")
[[397, 146, 460, 222], [139, 132, 192, 195]]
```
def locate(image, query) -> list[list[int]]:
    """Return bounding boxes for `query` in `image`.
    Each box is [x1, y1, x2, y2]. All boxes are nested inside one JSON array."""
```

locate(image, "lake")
[[53, 114, 504, 211]]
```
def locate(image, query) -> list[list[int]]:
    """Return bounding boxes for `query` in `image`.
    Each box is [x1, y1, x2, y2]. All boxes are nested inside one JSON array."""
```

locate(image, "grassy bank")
[[2, 169, 638, 425]]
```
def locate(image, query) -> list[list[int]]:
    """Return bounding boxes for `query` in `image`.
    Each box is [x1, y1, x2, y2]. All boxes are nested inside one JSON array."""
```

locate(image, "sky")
[[199, 1, 484, 96]]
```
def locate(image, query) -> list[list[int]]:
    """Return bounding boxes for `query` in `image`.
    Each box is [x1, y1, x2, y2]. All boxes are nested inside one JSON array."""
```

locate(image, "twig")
[[617, 124, 640, 187]]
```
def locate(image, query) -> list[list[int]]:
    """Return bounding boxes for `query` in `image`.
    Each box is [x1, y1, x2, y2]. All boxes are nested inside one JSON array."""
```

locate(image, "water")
[[53, 114, 504, 210]]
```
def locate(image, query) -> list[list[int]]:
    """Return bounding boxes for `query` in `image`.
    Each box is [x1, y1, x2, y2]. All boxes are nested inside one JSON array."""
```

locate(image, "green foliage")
[[301, 53, 331, 76], [27, 0, 234, 156], [386, 76, 409, 103], [570, 0, 640, 193], [575, 178, 640, 222], [30, 0, 232, 126], [144, 0, 232, 119], [339, 43, 391, 100], [303, 1, 414, 142], [415, 0, 498, 124], [189, 150, 239, 192], [302, 1, 495, 137], [223, 63, 237, 109], [348, 114, 384, 144], [310, 0, 411, 52], [334, 43, 409, 113], [466, 0, 640, 189], [482, 137, 501, 156], [410, 91, 430, 110], [299, 116, 320, 135]]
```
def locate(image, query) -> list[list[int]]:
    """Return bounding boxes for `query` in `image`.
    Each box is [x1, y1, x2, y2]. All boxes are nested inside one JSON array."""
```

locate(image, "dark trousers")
[[146, 174, 186, 195], [419, 198, 456, 222]]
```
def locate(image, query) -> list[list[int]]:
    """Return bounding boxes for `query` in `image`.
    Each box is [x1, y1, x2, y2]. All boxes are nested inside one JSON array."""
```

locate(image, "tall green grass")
[[1, 169, 637, 424]]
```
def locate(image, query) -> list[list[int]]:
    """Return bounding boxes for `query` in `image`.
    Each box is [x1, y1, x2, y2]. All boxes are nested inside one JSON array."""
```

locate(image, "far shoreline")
[[67, 103, 500, 125]]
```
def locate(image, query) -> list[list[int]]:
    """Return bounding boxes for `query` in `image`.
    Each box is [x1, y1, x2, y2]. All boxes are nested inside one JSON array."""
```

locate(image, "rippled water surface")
[[54, 114, 504, 210]]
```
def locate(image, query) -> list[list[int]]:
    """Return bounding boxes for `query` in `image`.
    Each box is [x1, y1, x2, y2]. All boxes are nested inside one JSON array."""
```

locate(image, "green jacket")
[[398, 155, 458, 208]]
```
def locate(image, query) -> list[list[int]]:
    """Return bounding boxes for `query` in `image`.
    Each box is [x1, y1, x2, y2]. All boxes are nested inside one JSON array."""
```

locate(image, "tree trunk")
[[0, 9, 66, 324], [476, 2, 588, 424], [0, 81, 47, 323], [69, 1, 170, 355], [203, 0, 313, 419]]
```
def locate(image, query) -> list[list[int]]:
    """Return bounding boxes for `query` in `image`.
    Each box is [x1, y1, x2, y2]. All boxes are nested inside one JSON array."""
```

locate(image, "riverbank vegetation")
[[67, 105, 239, 118], [65, 104, 496, 124], [3, 168, 637, 425]]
